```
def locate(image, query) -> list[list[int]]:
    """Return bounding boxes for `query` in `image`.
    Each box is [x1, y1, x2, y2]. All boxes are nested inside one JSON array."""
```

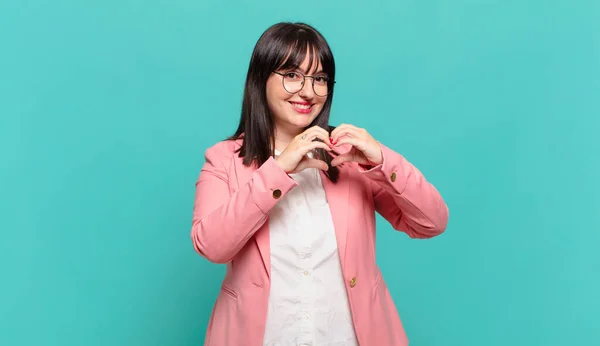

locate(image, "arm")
[[191, 143, 297, 263], [359, 143, 449, 238]]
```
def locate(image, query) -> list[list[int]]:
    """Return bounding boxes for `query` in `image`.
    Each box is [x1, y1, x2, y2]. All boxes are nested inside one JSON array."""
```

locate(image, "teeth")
[[292, 102, 311, 109]]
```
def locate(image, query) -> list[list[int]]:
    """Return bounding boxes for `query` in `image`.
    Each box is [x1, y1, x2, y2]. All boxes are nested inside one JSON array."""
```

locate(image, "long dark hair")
[[228, 22, 339, 183]]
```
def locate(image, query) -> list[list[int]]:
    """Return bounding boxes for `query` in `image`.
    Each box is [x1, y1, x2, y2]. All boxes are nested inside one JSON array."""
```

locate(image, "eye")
[[285, 72, 301, 80], [314, 75, 329, 84]]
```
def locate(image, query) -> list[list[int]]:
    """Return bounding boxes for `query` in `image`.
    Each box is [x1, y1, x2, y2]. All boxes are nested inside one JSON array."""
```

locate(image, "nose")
[[298, 78, 315, 98]]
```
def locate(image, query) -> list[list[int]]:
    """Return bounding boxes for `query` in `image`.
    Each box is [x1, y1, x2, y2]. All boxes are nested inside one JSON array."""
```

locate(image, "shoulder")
[[204, 138, 243, 164]]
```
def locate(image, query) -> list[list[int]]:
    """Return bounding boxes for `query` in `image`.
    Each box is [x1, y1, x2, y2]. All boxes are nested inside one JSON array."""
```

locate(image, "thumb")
[[299, 158, 329, 172], [331, 152, 355, 167]]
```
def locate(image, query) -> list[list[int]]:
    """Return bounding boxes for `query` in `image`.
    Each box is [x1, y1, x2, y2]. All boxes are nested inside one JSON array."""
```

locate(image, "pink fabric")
[[191, 139, 449, 345]]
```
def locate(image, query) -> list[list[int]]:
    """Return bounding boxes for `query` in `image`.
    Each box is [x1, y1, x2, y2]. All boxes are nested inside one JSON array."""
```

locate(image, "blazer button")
[[390, 172, 397, 182], [272, 189, 282, 199], [349, 277, 357, 288]]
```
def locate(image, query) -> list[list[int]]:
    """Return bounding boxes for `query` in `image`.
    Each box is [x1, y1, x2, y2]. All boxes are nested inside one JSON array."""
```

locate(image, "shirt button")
[[272, 189, 282, 198], [349, 277, 357, 288], [390, 172, 397, 182]]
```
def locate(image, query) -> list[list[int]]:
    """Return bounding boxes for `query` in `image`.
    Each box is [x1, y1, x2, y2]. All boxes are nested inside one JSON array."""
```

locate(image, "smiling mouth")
[[289, 101, 313, 113]]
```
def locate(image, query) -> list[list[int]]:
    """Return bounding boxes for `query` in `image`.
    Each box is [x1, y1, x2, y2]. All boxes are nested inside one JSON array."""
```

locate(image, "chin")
[[290, 116, 318, 128]]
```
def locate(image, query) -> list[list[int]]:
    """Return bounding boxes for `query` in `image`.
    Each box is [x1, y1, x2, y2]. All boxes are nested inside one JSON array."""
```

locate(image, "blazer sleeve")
[[359, 143, 449, 238], [191, 143, 297, 263]]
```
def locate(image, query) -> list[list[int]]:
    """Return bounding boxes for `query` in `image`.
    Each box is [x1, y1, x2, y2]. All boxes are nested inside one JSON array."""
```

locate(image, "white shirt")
[[262, 151, 358, 346]]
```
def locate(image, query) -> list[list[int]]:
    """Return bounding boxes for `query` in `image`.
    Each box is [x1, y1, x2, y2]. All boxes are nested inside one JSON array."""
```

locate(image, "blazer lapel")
[[320, 169, 350, 265]]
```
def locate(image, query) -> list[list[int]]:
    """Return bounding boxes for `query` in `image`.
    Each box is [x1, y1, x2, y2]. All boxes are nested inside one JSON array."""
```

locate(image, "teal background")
[[1, 0, 599, 345]]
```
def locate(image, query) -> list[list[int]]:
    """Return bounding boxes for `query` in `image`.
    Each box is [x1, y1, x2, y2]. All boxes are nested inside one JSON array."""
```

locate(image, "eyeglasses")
[[272, 71, 334, 97]]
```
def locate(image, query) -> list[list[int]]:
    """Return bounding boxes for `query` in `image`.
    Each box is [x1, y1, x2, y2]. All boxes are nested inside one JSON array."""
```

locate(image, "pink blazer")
[[191, 138, 449, 346]]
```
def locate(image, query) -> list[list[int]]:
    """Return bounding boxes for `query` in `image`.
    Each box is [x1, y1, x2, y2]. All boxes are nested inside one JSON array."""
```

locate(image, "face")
[[266, 53, 328, 136]]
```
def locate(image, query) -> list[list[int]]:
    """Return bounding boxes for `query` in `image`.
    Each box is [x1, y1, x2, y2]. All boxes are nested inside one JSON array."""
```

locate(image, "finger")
[[300, 125, 329, 139], [332, 126, 361, 142], [331, 152, 355, 166], [310, 132, 333, 146], [325, 149, 340, 158], [301, 158, 329, 171], [302, 127, 331, 145], [308, 125, 330, 138], [330, 124, 358, 140], [303, 141, 332, 154], [329, 124, 344, 141], [333, 137, 362, 149], [331, 126, 363, 144]]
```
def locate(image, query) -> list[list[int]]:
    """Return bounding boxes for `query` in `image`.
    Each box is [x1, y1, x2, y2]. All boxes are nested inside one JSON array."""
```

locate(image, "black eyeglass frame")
[[272, 71, 336, 96]]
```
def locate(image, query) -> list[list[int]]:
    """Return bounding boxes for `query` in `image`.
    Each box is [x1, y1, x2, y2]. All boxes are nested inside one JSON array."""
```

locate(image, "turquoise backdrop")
[[1, 0, 599, 345]]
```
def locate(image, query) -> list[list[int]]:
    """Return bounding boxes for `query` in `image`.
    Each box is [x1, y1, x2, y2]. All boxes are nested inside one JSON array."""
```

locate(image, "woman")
[[191, 22, 449, 346]]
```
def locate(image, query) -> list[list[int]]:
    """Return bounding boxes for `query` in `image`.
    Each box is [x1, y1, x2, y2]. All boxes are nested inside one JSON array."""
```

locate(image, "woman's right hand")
[[275, 126, 333, 174]]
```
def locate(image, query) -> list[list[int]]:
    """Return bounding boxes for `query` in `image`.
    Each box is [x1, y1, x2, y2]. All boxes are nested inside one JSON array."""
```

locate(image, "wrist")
[[274, 157, 291, 174], [370, 142, 384, 165]]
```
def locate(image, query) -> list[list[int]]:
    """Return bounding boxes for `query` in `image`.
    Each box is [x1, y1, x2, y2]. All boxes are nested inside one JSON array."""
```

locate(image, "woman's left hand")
[[329, 124, 383, 167]]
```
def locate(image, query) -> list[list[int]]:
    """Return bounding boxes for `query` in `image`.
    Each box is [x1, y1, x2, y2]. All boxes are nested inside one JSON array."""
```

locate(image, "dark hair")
[[228, 22, 339, 183]]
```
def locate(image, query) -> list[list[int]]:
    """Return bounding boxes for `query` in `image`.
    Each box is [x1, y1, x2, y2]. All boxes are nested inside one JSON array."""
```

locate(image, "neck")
[[274, 125, 303, 152]]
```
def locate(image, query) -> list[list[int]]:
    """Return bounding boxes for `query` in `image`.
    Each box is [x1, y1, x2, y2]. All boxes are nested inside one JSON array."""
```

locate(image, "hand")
[[275, 126, 333, 174], [330, 124, 383, 167]]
